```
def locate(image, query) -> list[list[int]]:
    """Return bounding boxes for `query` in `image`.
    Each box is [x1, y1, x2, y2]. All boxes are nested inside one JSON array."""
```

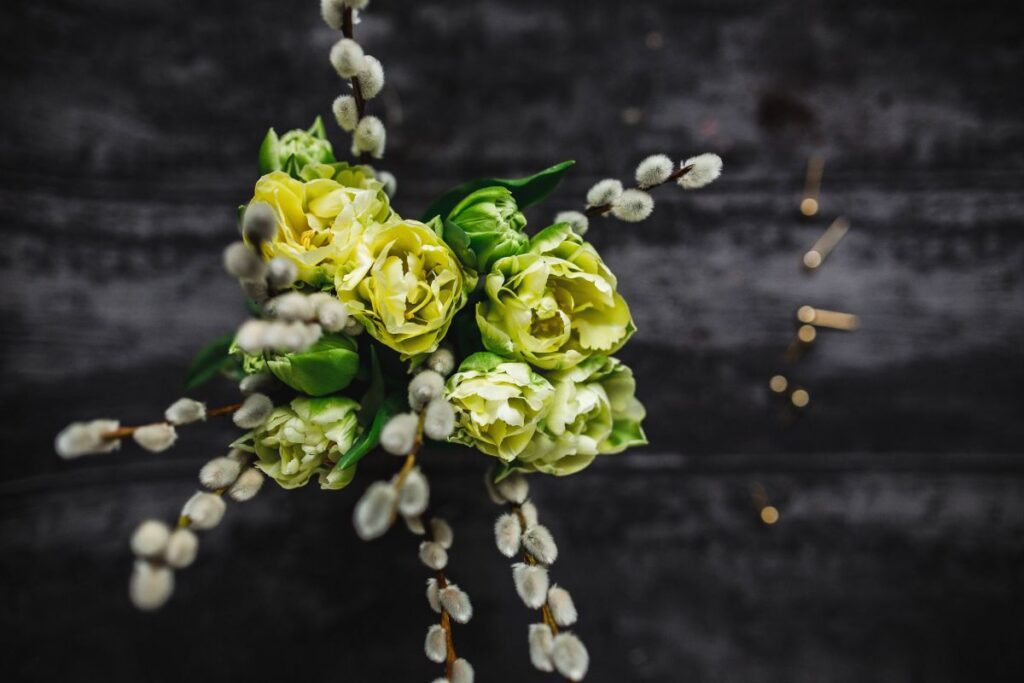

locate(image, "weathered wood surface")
[[2, 0, 1023, 681]]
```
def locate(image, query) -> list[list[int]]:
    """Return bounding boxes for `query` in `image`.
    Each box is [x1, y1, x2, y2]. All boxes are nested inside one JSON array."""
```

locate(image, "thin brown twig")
[[584, 163, 694, 218], [102, 402, 243, 441]]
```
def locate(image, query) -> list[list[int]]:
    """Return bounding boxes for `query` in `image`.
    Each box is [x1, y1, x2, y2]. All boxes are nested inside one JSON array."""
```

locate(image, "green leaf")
[[258, 128, 280, 174], [307, 115, 328, 141], [420, 160, 576, 223], [441, 220, 477, 269], [266, 334, 360, 397], [282, 154, 302, 179], [184, 333, 236, 390], [334, 394, 404, 470]]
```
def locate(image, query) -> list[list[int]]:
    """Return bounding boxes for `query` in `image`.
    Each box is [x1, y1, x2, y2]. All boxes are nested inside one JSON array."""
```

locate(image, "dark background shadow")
[[2, 1, 1023, 681]]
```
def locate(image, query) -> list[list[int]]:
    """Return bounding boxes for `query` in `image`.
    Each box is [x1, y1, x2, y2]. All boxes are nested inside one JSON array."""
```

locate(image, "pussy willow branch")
[[584, 163, 695, 218], [394, 415, 460, 678], [101, 402, 243, 441], [341, 6, 371, 164], [513, 504, 562, 636]]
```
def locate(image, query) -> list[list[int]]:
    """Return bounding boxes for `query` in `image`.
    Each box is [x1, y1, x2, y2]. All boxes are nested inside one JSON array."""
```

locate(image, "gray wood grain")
[[1, 0, 1023, 681]]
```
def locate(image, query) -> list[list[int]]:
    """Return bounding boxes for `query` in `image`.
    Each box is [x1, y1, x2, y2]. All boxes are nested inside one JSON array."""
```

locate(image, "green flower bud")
[[444, 352, 555, 461], [258, 117, 337, 177], [234, 395, 361, 490], [445, 186, 529, 273], [476, 223, 635, 371], [265, 333, 360, 397], [519, 356, 647, 475]]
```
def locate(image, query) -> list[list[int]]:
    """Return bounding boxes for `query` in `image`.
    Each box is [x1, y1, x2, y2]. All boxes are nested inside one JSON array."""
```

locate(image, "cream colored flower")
[[445, 353, 554, 461], [234, 396, 360, 490], [519, 356, 646, 475], [476, 223, 634, 370], [336, 219, 475, 358], [246, 164, 392, 287]]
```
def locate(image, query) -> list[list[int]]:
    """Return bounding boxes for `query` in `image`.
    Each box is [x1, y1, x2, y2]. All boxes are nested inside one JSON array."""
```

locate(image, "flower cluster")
[[53, 2, 725, 679]]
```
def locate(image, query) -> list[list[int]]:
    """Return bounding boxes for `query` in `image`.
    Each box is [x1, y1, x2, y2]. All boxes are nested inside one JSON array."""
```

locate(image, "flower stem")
[[584, 163, 695, 218]]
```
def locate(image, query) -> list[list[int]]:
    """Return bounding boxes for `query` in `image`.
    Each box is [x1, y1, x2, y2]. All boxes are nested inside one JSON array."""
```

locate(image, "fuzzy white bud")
[[522, 525, 558, 565], [233, 393, 273, 429], [329, 38, 365, 78], [520, 500, 538, 527], [528, 623, 555, 672], [555, 210, 589, 236], [398, 467, 430, 517], [439, 585, 473, 624], [316, 298, 349, 332], [551, 633, 589, 681], [423, 398, 455, 441], [409, 370, 445, 410], [679, 153, 723, 189], [130, 519, 171, 558], [354, 115, 385, 158], [483, 469, 506, 505], [425, 624, 447, 663], [266, 257, 297, 290], [512, 562, 549, 609], [223, 241, 265, 280], [239, 277, 269, 303], [267, 292, 316, 322], [494, 472, 529, 505], [164, 528, 199, 569], [404, 514, 425, 535], [164, 398, 206, 426], [380, 412, 418, 455], [332, 95, 359, 132], [343, 316, 364, 336], [239, 371, 278, 396], [242, 201, 277, 243], [635, 153, 674, 189], [547, 584, 578, 626], [426, 578, 441, 613], [235, 320, 269, 354], [357, 55, 384, 99], [430, 517, 453, 550], [611, 189, 654, 222], [199, 456, 242, 490], [353, 481, 397, 540], [494, 513, 522, 558], [419, 541, 448, 570], [425, 347, 455, 376], [226, 467, 264, 502], [320, 0, 344, 29], [129, 560, 174, 611], [586, 178, 623, 207], [55, 419, 120, 459], [377, 170, 397, 198], [133, 423, 177, 453], [451, 658, 474, 683], [181, 491, 227, 530]]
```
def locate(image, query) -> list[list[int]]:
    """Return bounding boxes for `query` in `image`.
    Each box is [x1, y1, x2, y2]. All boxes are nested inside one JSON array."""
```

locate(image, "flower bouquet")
[[54, 1, 722, 680]]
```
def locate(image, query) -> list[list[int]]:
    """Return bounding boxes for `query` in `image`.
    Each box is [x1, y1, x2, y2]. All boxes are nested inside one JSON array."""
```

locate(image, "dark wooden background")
[[2, 1, 1023, 681]]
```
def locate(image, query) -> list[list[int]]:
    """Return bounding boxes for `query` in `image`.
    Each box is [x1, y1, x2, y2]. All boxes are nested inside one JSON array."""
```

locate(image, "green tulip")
[[258, 117, 336, 177], [476, 223, 635, 371], [266, 333, 359, 397], [445, 352, 555, 461], [234, 395, 361, 490], [445, 186, 529, 273], [518, 356, 646, 475]]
